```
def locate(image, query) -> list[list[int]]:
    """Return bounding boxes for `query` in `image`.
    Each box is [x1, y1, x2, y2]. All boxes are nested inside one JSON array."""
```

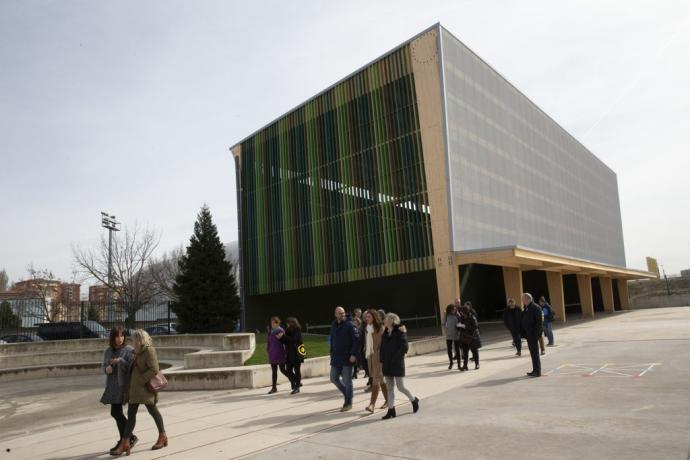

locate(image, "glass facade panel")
[[441, 28, 626, 266], [240, 45, 434, 296]]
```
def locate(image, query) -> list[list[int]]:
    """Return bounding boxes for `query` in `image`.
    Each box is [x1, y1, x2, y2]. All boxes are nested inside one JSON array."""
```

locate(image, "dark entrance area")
[[592, 277, 604, 312], [244, 269, 438, 331], [613, 279, 622, 310], [522, 270, 548, 303], [563, 274, 581, 316], [459, 264, 506, 321]]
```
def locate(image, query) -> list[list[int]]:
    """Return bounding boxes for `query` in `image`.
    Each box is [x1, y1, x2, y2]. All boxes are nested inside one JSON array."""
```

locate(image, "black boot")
[[267, 387, 277, 394], [381, 408, 396, 420], [412, 397, 419, 413]]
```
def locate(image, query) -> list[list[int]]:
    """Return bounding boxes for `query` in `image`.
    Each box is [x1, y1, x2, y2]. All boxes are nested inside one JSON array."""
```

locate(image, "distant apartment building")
[[4, 280, 83, 323], [89, 285, 112, 303], [60, 283, 81, 304], [13, 279, 61, 300]]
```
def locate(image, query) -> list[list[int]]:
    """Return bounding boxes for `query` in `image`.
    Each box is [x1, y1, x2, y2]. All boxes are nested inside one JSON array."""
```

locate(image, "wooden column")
[[503, 267, 524, 305], [577, 274, 594, 317], [435, 256, 461, 311], [411, 28, 457, 331], [546, 271, 566, 322], [617, 279, 630, 310], [600, 277, 615, 313]]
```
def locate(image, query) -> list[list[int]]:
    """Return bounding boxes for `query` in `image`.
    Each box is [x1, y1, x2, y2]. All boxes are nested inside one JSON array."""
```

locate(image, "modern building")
[[230, 24, 654, 330]]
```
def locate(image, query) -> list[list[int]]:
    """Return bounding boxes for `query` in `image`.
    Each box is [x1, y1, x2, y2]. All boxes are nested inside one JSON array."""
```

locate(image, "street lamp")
[[101, 212, 120, 307]]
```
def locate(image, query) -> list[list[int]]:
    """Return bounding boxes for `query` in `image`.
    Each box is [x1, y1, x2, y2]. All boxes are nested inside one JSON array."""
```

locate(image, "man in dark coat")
[[521, 293, 543, 377], [503, 298, 523, 356], [329, 306, 359, 411]]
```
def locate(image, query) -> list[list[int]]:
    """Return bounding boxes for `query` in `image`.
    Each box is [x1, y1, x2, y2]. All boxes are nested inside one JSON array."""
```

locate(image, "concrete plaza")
[[1, 307, 689, 460]]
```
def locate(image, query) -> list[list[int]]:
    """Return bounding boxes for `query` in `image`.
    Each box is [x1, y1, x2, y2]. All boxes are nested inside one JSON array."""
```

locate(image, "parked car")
[[37, 321, 109, 340], [145, 324, 178, 336], [0, 334, 43, 343]]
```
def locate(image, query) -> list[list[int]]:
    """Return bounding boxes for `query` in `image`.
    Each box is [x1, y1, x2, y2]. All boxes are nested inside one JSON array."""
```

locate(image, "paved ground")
[[1, 307, 689, 460]]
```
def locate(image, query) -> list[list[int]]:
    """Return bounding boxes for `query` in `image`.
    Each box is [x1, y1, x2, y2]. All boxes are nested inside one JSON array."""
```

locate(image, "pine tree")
[[172, 205, 240, 333], [0, 301, 19, 328]]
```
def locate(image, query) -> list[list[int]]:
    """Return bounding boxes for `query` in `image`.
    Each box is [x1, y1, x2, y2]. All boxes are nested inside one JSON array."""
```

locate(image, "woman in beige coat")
[[111, 329, 167, 456], [364, 309, 389, 413]]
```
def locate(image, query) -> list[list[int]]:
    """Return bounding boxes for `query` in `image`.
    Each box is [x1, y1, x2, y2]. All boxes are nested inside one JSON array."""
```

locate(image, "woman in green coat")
[[111, 329, 167, 456]]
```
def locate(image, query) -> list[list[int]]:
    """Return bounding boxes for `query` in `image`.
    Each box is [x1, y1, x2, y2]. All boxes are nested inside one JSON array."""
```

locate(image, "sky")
[[1, 0, 689, 285]]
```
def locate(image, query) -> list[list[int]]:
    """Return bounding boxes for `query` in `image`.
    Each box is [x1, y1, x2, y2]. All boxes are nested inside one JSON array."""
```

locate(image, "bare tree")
[[73, 224, 161, 325], [22, 265, 65, 322], [149, 246, 184, 301], [0, 269, 8, 292]]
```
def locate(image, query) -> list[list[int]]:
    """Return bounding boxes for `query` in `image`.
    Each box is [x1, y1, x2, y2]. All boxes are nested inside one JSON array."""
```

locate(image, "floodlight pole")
[[101, 212, 121, 306]]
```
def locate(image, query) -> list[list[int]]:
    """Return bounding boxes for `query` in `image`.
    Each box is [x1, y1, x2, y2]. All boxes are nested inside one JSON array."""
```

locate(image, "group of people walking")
[[503, 293, 557, 377], [96, 294, 558, 453], [329, 306, 419, 419], [101, 327, 167, 456], [265, 307, 419, 420]]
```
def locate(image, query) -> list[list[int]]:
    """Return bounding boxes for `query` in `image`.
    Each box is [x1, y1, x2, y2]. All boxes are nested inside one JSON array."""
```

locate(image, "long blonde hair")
[[132, 329, 153, 350], [384, 313, 401, 327]]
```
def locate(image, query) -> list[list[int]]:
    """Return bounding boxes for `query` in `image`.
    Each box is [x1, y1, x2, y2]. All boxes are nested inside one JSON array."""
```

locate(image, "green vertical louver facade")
[[239, 45, 434, 297]]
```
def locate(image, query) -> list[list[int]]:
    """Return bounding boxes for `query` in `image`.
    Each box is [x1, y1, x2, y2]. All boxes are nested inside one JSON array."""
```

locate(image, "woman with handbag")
[[100, 326, 138, 455], [364, 308, 389, 413], [379, 313, 419, 420], [458, 305, 481, 371], [111, 329, 167, 456], [280, 317, 304, 394]]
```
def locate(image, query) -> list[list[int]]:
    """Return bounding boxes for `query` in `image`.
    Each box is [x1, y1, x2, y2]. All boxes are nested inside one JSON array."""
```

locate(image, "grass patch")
[[243, 333, 330, 366]]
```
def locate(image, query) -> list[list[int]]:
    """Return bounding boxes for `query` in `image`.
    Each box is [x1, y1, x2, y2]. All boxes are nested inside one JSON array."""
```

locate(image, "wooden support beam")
[[577, 274, 594, 317]]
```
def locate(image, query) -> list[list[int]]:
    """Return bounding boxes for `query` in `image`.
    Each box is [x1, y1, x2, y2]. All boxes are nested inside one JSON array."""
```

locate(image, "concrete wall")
[[184, 350, 253, 369], [166, 337, 447, 391], [0, 333, 445, 390], [631, 294, 690, 309], [0, 333, 255, 384], [629, 277, 690, 308]]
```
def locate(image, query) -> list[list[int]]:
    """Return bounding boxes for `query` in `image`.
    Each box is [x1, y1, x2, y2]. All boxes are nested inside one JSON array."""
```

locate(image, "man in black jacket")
[[521, 293, 543, 377], [329, 306, 359, 411]]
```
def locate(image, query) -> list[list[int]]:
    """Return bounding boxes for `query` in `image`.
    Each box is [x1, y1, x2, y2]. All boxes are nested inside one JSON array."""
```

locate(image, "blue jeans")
[[544, 321, 554, 345], [330, 365, 353, 405]]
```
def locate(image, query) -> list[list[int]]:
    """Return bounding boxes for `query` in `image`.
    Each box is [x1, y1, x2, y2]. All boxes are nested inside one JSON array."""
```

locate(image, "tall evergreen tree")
[[172, 205, 240, 333]]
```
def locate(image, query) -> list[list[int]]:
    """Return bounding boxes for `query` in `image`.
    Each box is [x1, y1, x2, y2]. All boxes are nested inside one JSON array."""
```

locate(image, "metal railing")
[[0, 299, 177, 342], [305, 313, 438, 333]]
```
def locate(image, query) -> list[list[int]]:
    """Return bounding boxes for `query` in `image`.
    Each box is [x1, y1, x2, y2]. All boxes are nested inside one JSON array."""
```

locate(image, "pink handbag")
[[146, 372, 168, 392]]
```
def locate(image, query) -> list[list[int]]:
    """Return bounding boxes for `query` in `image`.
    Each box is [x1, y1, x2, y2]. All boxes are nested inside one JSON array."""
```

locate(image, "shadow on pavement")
[[47, 452, 111, 460], [463, 376, 528, 388]]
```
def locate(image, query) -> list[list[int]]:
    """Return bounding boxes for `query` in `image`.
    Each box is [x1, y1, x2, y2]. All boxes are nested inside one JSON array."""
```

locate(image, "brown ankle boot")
[[151, 432, 168, 450], [110, 438, 130, 456]]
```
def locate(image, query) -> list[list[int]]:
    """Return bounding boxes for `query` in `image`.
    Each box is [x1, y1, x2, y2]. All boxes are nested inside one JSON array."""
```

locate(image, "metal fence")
[[0, 299, 177, 342], [304, 313, 439, 334]]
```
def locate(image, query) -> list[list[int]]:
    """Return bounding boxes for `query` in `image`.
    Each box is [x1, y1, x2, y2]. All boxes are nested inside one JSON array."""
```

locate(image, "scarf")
[[365, 324, 374, 357]]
